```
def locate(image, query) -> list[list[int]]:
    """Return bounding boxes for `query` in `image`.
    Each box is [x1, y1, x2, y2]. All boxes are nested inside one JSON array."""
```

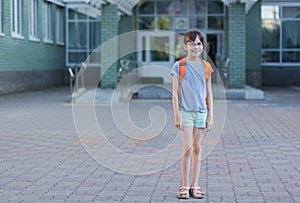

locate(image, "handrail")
[[68, 63, 87, 100]]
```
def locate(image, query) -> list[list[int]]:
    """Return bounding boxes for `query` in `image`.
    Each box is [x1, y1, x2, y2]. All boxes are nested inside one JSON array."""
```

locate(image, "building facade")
[[0, 0, 66, 94], [260, 0, 300, 86], [0, 0, 299, 94], [134, 0, 300, 87]]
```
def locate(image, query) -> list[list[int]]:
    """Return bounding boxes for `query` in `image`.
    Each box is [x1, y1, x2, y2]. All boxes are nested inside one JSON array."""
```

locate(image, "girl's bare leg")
[[191, 128, 205, 187], [180, 126, 193, 187]]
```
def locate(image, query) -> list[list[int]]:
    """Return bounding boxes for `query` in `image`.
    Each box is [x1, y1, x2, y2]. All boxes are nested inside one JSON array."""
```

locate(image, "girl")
[[171, 29, 213, 199]]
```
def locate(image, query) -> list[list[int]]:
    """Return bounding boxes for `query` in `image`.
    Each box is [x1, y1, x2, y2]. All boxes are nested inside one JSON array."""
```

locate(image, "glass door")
[[137, 31, 175, 84]]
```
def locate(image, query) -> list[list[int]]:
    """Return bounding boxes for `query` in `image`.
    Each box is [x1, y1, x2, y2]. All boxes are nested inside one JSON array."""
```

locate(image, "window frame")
[[11, 0, 24, 39], [137, 0, 225, 31], [28, 0, 39, 41], [56, 6, 64, 45], [43, 1, 53, 43], [0, 0, 3, 36], [261, 3, 300, 66]]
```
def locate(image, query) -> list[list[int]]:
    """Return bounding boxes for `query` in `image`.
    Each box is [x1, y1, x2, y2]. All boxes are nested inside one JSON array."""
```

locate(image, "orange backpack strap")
[[177, 58, 186, 109], [201, 59, 212, 80], [179, 58, 186, 81]]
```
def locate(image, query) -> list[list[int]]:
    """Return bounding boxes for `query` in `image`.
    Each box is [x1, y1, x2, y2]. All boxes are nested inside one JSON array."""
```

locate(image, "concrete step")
[[72, 84, 264, 104], [136, 85, 172, 99]]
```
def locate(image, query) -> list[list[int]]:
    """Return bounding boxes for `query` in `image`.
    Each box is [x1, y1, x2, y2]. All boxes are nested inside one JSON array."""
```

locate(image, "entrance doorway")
[[207, 33, 224, 68], [207, 33, 225, 65], [137, 31, 175, 84], [207, 33, 227, 85]]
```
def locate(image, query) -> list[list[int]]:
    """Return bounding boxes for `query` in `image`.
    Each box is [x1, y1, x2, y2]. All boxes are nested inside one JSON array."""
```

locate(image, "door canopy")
[[87, 0, 140, 15], [221, 0, 258, 13]]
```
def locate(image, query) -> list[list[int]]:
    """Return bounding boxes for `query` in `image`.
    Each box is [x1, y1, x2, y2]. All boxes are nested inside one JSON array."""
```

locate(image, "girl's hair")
[[184, 29, 204, 44], [183, 29, 209, 52]]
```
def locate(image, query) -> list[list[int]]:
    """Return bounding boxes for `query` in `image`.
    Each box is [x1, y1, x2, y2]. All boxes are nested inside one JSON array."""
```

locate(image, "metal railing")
[[218, 58, 229, 88], [68, 63, 87, 100], [117, 59, 139, 82], [117, 59, 140, 100]]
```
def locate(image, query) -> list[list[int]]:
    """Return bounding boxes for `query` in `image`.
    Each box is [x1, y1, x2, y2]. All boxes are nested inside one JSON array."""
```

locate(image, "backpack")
[[178, 58, 211, 110]]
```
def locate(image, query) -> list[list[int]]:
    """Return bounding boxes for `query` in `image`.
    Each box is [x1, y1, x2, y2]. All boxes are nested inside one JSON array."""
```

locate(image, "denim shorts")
[[180, 109, 207, 128]]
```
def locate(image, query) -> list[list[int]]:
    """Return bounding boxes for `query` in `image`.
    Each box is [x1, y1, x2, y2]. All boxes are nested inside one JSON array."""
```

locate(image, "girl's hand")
[[174, 113, 183, 130], [206, 115, 213, 132]]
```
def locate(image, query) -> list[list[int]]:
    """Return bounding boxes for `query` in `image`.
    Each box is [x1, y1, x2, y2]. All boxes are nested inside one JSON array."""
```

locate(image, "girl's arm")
[[206, 75, 213, 131], [172, 75, 182, 130]]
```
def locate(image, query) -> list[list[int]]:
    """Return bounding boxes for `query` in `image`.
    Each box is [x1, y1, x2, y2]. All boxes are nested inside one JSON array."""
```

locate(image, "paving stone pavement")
[[0, 87, 299, 203]]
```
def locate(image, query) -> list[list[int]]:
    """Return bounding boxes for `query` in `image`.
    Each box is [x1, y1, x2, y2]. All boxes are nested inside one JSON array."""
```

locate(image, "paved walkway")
[[0, 87, 299, 202]]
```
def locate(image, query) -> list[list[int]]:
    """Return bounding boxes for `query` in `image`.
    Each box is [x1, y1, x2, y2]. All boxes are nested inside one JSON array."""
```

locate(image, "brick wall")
[[228, 3, 246, 88], [100, 4, 119, 88]]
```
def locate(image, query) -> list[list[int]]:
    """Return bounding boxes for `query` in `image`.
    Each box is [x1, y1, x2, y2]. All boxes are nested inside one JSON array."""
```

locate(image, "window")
[[262, 4, 300, 64], [43, 1, 52, 43], [29, 0, 38, 41], [137, 0, 225, 31], [56, 6, 64, 45], [0, 0, 3, 36], [207, 1, 224, 31], [208, 1, 224, 14], [11, 0, 23, 39]]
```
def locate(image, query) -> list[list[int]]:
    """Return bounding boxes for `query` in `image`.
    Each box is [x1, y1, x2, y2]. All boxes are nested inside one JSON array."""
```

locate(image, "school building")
[[0, 0, 299, 94]]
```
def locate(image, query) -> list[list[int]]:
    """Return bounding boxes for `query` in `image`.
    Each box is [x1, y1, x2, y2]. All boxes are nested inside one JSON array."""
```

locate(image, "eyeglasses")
[[187, 42, 203, 48]]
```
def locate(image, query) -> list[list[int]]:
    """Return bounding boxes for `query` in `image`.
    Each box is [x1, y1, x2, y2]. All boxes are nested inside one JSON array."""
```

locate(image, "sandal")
[[190, 187, 206, 199], [177, 186, 190, 199]]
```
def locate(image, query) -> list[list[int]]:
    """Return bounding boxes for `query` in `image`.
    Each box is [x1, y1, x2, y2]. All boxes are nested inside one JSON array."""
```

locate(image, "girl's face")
[[184, 36, 203, 58]]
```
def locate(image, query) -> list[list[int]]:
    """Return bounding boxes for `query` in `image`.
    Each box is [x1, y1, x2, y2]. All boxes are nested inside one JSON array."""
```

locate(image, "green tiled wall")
[[228, 3, 246, 88]]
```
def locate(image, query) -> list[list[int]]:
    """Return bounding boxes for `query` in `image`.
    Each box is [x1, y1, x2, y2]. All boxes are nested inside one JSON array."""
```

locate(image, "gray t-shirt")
[[171, 60, 208, 112]]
